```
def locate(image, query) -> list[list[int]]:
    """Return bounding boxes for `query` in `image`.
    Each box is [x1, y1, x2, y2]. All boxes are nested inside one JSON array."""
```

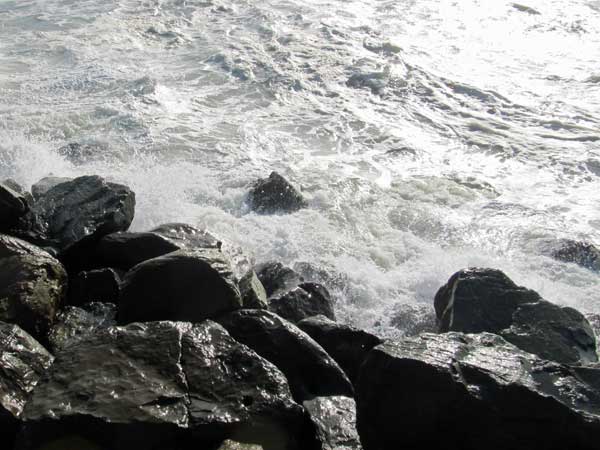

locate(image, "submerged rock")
[[247, 172, 307, 214], [268, 283, 335, 324], [239, 270, 269, 309], [0, 182, 29, 230], [303, 396, 362, 450], [30, 176, 72, 200], [434, 268, 597, 365], [356, 332, 600, 450], [255, 262, 303, 298], [547, 239, 600, 272], [118, 249, 242, 324], [297, 315, 381, 385], [0, 234, 67, 341], [218, 309, 353, 403], [0, 322, 53, 448]]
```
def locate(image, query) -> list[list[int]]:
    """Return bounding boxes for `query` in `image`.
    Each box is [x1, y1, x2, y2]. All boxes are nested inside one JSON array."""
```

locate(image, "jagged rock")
[[0, 182, 29, 230], [20, 321, 303, 450], [0, 322, 53, 448], [151, 223, 222, 250], [118, 249, 242, 324], [547, 239, 600, 272], [297, 315, 381, 385], [218, 309, 353, 403], [48, 303, 117, 352], [302, 396, 362, 450], [247, 172, 306, 214], [388, 303, 437, 336], [356, 332, 600, 450], [434, 268, 597, 365], [68, 268, 120, 306], [268, 283, 335, 324], [30, 176, 72, 200], [0, 234, 67, 341], [255, 262, 303, 298], [239, 270, 268, 309]]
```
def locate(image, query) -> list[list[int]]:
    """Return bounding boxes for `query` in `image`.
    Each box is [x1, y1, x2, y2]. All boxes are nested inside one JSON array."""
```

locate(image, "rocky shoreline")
[[1, 173, 600, 450]]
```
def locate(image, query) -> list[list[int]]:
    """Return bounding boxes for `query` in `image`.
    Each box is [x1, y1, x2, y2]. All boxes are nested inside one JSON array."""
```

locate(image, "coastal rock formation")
[[268, 283, 335, 324], [356, 332, 600, 450], [238, 270, 269, 309], [218, 309, 353, 403], [68, 268, 120, 306], [303, 396, 362, 450], [434, 268, 597, 365], [255, 262, 303, 298], [547, 239, 600, 272], [0, 183, 29, 230], [247, 172, 307, 214], [30, 176, 72, 200]]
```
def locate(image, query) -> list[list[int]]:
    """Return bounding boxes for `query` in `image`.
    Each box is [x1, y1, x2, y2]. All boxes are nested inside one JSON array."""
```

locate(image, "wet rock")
[[0, 182, 29, 230], [48, 303, 117, 352], [356, 332, 600, 450], [57, 142, 108, 165], [68, 268, 120, 306], [255, 262, 303, 298], [269, 283, 335, 324], [20, 321, 302, 449], [0, 234, 67, 341], [302, 396, 362, 450], [586, 313, 600, 342], [434, 268, 597, 365], [297, 315, 381, 385], [30, 176, 72, 200], [218, 441, 264, 450], [247, 172, 307, 214], [218, 309, 353, 403], [0, 322, 53, 448], [118, 249, 242, 324], [547, 239, 600, 272], [388, 303, 437, 337], [1, 178, 25, 194], [239, 270, 268, 309]]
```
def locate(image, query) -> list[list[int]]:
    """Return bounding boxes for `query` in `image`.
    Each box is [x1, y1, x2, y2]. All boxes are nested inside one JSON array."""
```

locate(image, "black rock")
[[0, 234, 67, 341], [48, 302, 117, 352], [20, 321, 302, 450], [30, 176, 72, 200], [297, 315, 381, 385], [268, 283, 335, 324], [434, 268, 597, 365], [255, 262, 303, 298], [68, 268, 120, 306], [247, 172, 307, 214], [0, 182, 29, 230], [239, 270, 269, 309], [356, 332, 600, 450], [388, 303, 437, 337], [548, 239, 600, 272], [0, 322, 53, 448], [302, 396, 362, 450], [118, 249, 242, 324], [218, 309, 353, 403]]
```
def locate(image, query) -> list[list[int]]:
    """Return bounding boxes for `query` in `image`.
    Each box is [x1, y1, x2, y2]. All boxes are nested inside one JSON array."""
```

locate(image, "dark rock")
[[0, 234, 67, 341], [255, 262, 303, 298], [388, 303, 437, 336], [218, 309, 353, 403], [434, 268, 597, 365], [268, 283, 335, 324], [68, 268, 120, 306], [297, 315, 381, 385], [548, 239, 600, 272], [356, 332, 600, 450], [302, 396, 362, 450], [0, 182, 29, 230], [30, 176, 72, 200], [118, 249, 242, 324], [0, 322, 53, 448], [247, 172, 306, 214], [239, 270, 268, 309], [48, 303, 117, 352], [20, 321, 302, 450]]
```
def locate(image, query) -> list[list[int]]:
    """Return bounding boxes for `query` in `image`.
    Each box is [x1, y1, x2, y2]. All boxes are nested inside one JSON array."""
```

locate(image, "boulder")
[[239, 270, 268, 309], [548, 239, 600, 272], [48, 302, 117, 352], [30, 176, 72, 200], [0, 234, 67, 341], [247, 172, 306, 214], [302, 396, 362, 450], [297, 315, 381, 385], [0, 322, 53, 448], [434, 268, 597, 365], [268, 283, 335, 324], [388, 303, 437, 336], [68, 268, 120, 306], [218, 309, 353, 403], [118, 249, 242, 324], [356, 332, 600, 450], [19, 321, 303, 450], [0, 182, 29, 230], [255, 262, 303, 298]]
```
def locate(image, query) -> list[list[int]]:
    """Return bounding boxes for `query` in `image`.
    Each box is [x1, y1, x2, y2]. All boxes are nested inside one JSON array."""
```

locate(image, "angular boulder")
[[302, 396, 362, 450], [0, 322, 53, 447], [255, 262, 303, 298], [268, 283, 335, 324], [0, 182, 29, 230], [68, 268, 120, 306], [247, 172, 307, 214], [0, 234, 67, 340], [218, 309, 353, 403], [30, 176, 72, 200], [118, 249, 242, 324], [297, 315, 381, 385], [434, 268, 597, 365], [356, 332, 600, 450], [239, 270, 268, 309]]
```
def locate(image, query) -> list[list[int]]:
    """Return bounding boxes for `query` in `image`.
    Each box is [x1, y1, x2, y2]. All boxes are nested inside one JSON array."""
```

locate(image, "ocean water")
[[1, 0, 598, 334]]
